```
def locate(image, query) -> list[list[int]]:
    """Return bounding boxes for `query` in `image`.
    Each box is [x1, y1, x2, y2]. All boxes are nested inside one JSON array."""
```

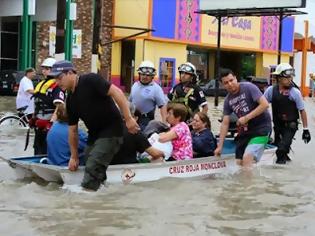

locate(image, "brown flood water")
[[0, 95, 315, 236]]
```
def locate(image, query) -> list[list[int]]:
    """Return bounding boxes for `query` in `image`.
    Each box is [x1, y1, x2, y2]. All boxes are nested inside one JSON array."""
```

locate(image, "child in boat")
[[47, 104, 87, 166], [191, 112, 217, 157], [159, 103, 193, 161]]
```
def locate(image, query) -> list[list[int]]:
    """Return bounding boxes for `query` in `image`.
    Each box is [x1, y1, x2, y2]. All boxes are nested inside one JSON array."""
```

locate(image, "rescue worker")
[[129, 60, 167, 130], [32, 58, 65, 155], [264, 63, 311, 164], [167, 62, 208, 121]]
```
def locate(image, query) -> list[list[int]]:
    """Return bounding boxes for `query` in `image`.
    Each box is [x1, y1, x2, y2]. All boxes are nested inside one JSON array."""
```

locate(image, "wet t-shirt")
[[223, 82, 271, 136]]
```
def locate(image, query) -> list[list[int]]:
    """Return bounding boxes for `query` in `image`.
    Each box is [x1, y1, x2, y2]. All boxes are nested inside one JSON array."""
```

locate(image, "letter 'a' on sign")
[[199, 0, 306, 10]]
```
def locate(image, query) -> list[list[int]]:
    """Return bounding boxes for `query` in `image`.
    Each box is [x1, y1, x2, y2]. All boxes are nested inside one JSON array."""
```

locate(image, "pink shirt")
[[171, 122, 193, 160]]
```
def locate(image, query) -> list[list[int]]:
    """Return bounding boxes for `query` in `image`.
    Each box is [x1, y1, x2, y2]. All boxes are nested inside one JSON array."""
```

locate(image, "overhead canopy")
[[195, 8, 306, 18], [199, 0, 306, 12]]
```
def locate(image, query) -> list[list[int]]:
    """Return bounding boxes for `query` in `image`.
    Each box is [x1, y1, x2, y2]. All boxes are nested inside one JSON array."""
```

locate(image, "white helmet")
[[272, 63, 295, 78], [137, 60, 156, 76], [41, 58, 56, 68], [178, 62, 197, 78]]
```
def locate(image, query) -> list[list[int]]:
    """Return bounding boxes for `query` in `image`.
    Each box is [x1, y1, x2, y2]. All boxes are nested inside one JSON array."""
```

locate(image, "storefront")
[[0, 0, 58, 71], [112, 0, 295, 93], [0, 0, 114, 76]]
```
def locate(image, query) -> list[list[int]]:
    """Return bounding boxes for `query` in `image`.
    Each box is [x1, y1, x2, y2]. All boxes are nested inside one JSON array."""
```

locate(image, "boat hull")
[[0, 138, 276, 185], [1, 146, 276, 185]]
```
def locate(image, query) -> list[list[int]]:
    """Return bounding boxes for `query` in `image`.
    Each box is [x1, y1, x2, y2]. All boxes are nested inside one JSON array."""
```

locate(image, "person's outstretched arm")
[[159, 105, 167, 123], [214, 115, 230, 156], [159, 130, 177, 143], [108, 84, 140, 134], [68, 124, 79, 171], [300, 109, 308, 129]]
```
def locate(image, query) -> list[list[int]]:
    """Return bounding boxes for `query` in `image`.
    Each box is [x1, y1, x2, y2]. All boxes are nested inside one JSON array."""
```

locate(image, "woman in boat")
[[191, 112, 217, 158], [46, 104, 87, 166], [159, 103, 193, 161]]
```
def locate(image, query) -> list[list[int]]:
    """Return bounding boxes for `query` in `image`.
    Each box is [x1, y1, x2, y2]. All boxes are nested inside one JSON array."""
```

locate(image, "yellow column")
[[255, 53, 263, 77]]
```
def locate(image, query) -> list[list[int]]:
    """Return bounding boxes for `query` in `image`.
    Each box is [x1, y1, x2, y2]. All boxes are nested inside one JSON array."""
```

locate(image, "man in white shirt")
[[16, 67, 36, 116]]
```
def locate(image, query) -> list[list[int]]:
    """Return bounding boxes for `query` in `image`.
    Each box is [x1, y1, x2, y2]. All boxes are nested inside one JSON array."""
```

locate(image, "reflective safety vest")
[[170, 85, 195, 116], [33, 79, 58, 116], [272, 85, 299, 123]]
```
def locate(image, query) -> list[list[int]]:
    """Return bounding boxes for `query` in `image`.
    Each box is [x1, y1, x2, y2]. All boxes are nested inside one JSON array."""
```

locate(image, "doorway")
[[0, 17, 19, 70], [187, 48, 209, 82], [121, 40, 135, 93], [159, 58, 175, 93], [220, 51, 256, 80]]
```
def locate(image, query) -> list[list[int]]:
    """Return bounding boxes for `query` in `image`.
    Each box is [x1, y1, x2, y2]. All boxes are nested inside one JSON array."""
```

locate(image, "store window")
[[0, 17, 19, 70], [187, 49, 208, 82], [159, 58, 175, 93]]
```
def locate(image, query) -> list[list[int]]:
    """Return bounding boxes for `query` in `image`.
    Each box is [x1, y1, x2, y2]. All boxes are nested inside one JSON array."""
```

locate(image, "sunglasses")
[[138, 67, 155, 75]]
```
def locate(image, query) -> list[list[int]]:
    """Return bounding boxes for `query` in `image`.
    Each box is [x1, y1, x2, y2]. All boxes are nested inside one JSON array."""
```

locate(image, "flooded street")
[[1, 95, 315, 235]]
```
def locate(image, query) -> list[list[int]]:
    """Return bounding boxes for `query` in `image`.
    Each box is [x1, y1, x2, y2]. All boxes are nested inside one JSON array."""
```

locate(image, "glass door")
[[159, 58, 175, 93]]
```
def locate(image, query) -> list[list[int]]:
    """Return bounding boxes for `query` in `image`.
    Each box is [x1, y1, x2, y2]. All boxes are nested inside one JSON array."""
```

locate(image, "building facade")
[[0, 0, 296, 94], [0, 0, 113, 77], [112, 0, 295, 92]]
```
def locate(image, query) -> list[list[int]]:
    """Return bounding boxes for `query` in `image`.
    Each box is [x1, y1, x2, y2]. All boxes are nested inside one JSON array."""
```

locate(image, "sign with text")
[[72, 29, 82, 59], [201, 15, 261, 49], [49, 26, 82, 58], [49, 26, 56, 57], [200, 0, 306, 10]]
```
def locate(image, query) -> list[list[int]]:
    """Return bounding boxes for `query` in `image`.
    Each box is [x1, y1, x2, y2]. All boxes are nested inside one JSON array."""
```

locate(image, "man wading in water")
[[214, 68, 272, 168], [52, 60, 139, 191]]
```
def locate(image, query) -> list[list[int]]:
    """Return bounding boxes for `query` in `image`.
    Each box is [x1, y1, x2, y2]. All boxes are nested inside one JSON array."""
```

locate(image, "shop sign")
[[49, 26, 82, 58], [49, 26, 56, 57], [201, 15, 261, 49], [200, 0, 306, 10], [72, 30, 82, 59]]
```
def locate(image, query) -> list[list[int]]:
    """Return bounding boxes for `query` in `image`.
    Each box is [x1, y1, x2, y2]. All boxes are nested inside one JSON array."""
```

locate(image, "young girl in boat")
[[159, 103, 193, 161], [191, 112, 217, 157]]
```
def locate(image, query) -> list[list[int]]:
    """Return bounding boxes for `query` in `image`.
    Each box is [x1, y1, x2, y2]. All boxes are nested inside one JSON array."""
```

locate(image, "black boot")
[[276, 150, 286, 164]]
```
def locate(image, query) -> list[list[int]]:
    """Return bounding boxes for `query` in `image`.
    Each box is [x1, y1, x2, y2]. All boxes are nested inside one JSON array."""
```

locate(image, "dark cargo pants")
[[34, 128, 48, 155], [274, 121, 298, 164], [82, 137, 123, 191]]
